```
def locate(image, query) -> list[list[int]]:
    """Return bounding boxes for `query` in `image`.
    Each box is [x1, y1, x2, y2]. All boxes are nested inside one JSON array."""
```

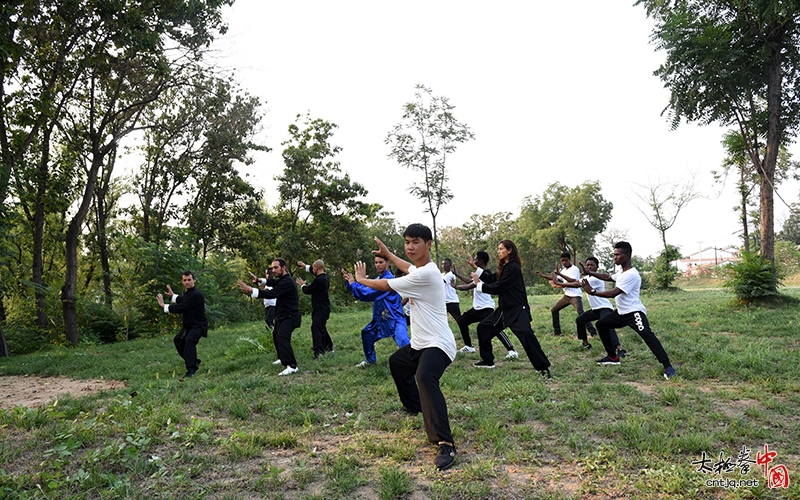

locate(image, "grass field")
[[1, 287, 799, 499]]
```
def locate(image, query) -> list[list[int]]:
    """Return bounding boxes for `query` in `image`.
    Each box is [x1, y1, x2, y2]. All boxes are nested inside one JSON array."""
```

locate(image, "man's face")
[[613, 249, 627, 266], [585, 260, 598, 272], [182, 274, 195, 290], [374, 257, 388, 274], [560, 257, 571, 268], [497, 243, 509, 262], [441, 260, 451, 272], [271, 261, 286, 277], [404, 236, 430, 263], [474, 255, 485, 268]]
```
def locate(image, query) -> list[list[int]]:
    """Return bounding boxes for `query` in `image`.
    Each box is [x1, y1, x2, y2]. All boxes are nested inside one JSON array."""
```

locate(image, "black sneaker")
[[663, 366, 677, 380], [539, 368, 552, 379], [553, 330, 562, 336], [596, 356, 620, 365], [435, 443, 456, 470], [399, 406, 420, 416], [184, 370, 196, 378], [617, 348, 627, 358], [583, 343, 592, 350], [474, 360, 496, 369]]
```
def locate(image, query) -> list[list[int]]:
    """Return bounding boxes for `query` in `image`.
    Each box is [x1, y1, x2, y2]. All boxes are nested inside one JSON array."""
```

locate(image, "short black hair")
[[442, 258, 452, 265], [614, 241, 632, 256], [560, 252, 571, 259], [403, 223, 432, 242], [476, 251, 490, 264], [182, 270, 195, 279], [273, 258, 287, 268], [586, 256, 599, 266]]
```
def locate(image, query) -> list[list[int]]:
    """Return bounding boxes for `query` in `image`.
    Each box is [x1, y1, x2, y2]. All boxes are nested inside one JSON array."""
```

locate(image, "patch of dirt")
[[0, 375, 126, 409]]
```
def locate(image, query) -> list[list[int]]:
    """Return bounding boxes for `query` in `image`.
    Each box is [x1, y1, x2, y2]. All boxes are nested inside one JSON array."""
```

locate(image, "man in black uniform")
[[238, 259, 302, 376], [157, 270, 208, 378], [297, 259, 333, 358]]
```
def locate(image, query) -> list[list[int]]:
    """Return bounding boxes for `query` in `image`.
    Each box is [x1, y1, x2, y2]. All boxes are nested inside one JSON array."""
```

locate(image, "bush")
[[723, 251, 781, 303], [651, 245, 682, 290], [77, 300, 124, 343]]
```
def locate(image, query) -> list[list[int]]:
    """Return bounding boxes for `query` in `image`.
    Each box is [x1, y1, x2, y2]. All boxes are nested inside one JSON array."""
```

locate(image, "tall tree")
[[638, 0, 800, 266], [633, 175, 700, 252], [276, 113, 377, 279], [715, 130, 797, 252], [517, 181, 613, 262], [54, 0, 232, 344], [135, 75, 266, 248], [385, 84, 475, 265]]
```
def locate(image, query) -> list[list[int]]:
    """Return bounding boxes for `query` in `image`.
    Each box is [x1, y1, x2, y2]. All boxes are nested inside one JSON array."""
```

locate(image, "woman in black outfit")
[[472, 239, 552, 378]]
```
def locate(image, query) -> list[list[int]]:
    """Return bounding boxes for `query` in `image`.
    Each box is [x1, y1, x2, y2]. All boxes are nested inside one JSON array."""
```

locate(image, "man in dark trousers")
[[297, 259, 334, 358], [580, 241, 677, 380], [238, 259, 302, 376], [157, 270, 208, 378]]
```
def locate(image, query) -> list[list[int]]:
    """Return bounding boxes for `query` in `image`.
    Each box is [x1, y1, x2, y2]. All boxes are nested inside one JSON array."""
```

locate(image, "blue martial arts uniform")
[[346, 269, 411, 363]]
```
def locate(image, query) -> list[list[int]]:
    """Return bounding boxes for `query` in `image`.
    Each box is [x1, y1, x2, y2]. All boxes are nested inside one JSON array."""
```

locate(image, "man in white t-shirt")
[[553, 256, 623, 355], [353, 223, 458, 470], [580, 241, 677, 380], [537, 252, 594, 336], [441, 258, 462, 328]]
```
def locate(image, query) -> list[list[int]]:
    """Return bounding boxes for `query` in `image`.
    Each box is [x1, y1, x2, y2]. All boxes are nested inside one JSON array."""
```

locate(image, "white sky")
[[206, 0, 800, 258]]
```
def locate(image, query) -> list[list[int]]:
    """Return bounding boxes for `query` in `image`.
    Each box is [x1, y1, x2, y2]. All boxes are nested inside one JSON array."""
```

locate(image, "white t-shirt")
[[612, 268, 646, 315], [442, 271, 459, 303], [585, 276, 612, 311], [390, 262, 457, 361], [472, 287, 495, 310], [558, 265, 582, 297], [263, 287, 276, 307]]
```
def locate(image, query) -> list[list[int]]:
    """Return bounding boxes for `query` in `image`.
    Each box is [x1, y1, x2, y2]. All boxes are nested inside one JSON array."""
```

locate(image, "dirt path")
[[0, 375, 126, 410]]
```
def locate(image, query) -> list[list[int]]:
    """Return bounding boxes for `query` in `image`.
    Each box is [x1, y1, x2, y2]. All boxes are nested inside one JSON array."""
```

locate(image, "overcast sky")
[[206, 0, 800, 259]]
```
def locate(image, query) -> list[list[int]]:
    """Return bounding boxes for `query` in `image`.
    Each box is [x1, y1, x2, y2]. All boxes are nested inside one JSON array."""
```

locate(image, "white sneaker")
[[356, 361, 375, 368], [459, 345, 476, 353], [272, 359, 283, 365], [505, 350, 519, 360], [278, 366, 298, 376]]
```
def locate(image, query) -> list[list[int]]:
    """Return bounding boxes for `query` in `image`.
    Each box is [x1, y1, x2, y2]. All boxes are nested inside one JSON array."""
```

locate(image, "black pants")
[[311, 307, 333, 357], [174, 326, 205, 373], [264, 306, 275, 331], [477, 313, 550, 371], [596, 310, 671, 367], [446, 302, 461, 323], [389, 345, 453, 444], [274, 316, 301, 368], [551, 295, 595, 335], [576, 308, 619, 346], [458, 308, 514, 350]]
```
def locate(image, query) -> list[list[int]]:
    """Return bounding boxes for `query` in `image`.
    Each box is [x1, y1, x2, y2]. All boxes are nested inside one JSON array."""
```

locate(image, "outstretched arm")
[[354, 261, 393, 291], [372, 237, 411, 274]]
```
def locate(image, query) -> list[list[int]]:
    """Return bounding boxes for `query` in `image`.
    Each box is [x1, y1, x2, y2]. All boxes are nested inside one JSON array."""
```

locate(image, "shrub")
[[651, 245, 682, 290], [723, 251, 781, 303]]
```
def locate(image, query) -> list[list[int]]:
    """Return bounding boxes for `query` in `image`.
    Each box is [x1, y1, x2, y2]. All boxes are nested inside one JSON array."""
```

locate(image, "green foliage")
[[775, 239, 800, 276], [779, 204, 800, 246], [517, 181, 613, 261], [386, 84, 475, 264], [651, 245, 682, 290], [724, 251, 781, 303]]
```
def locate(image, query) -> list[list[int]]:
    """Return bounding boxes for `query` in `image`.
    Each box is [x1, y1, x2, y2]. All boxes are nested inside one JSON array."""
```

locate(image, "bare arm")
[[354, 261, 393, 291], [580, 279, 623, 298], [372, 237, 411, 274]]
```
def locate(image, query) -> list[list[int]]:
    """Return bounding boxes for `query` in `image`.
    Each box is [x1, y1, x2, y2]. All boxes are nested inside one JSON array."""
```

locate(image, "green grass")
[[2, 288, 800, 499]]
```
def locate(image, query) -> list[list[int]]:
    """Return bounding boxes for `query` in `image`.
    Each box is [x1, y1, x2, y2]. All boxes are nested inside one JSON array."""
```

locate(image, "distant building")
[[674, 246, 741, 274]]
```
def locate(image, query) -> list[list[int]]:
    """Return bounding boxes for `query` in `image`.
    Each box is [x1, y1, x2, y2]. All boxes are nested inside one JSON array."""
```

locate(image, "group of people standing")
[[156, 223, 676, 471]]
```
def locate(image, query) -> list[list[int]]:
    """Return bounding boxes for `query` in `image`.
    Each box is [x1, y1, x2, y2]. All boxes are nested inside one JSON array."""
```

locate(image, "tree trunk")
[[0, 290, 8, 357], [740, 167, 750, 253], [62, 149, 105, 345], [760, 42, 781, 266]]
